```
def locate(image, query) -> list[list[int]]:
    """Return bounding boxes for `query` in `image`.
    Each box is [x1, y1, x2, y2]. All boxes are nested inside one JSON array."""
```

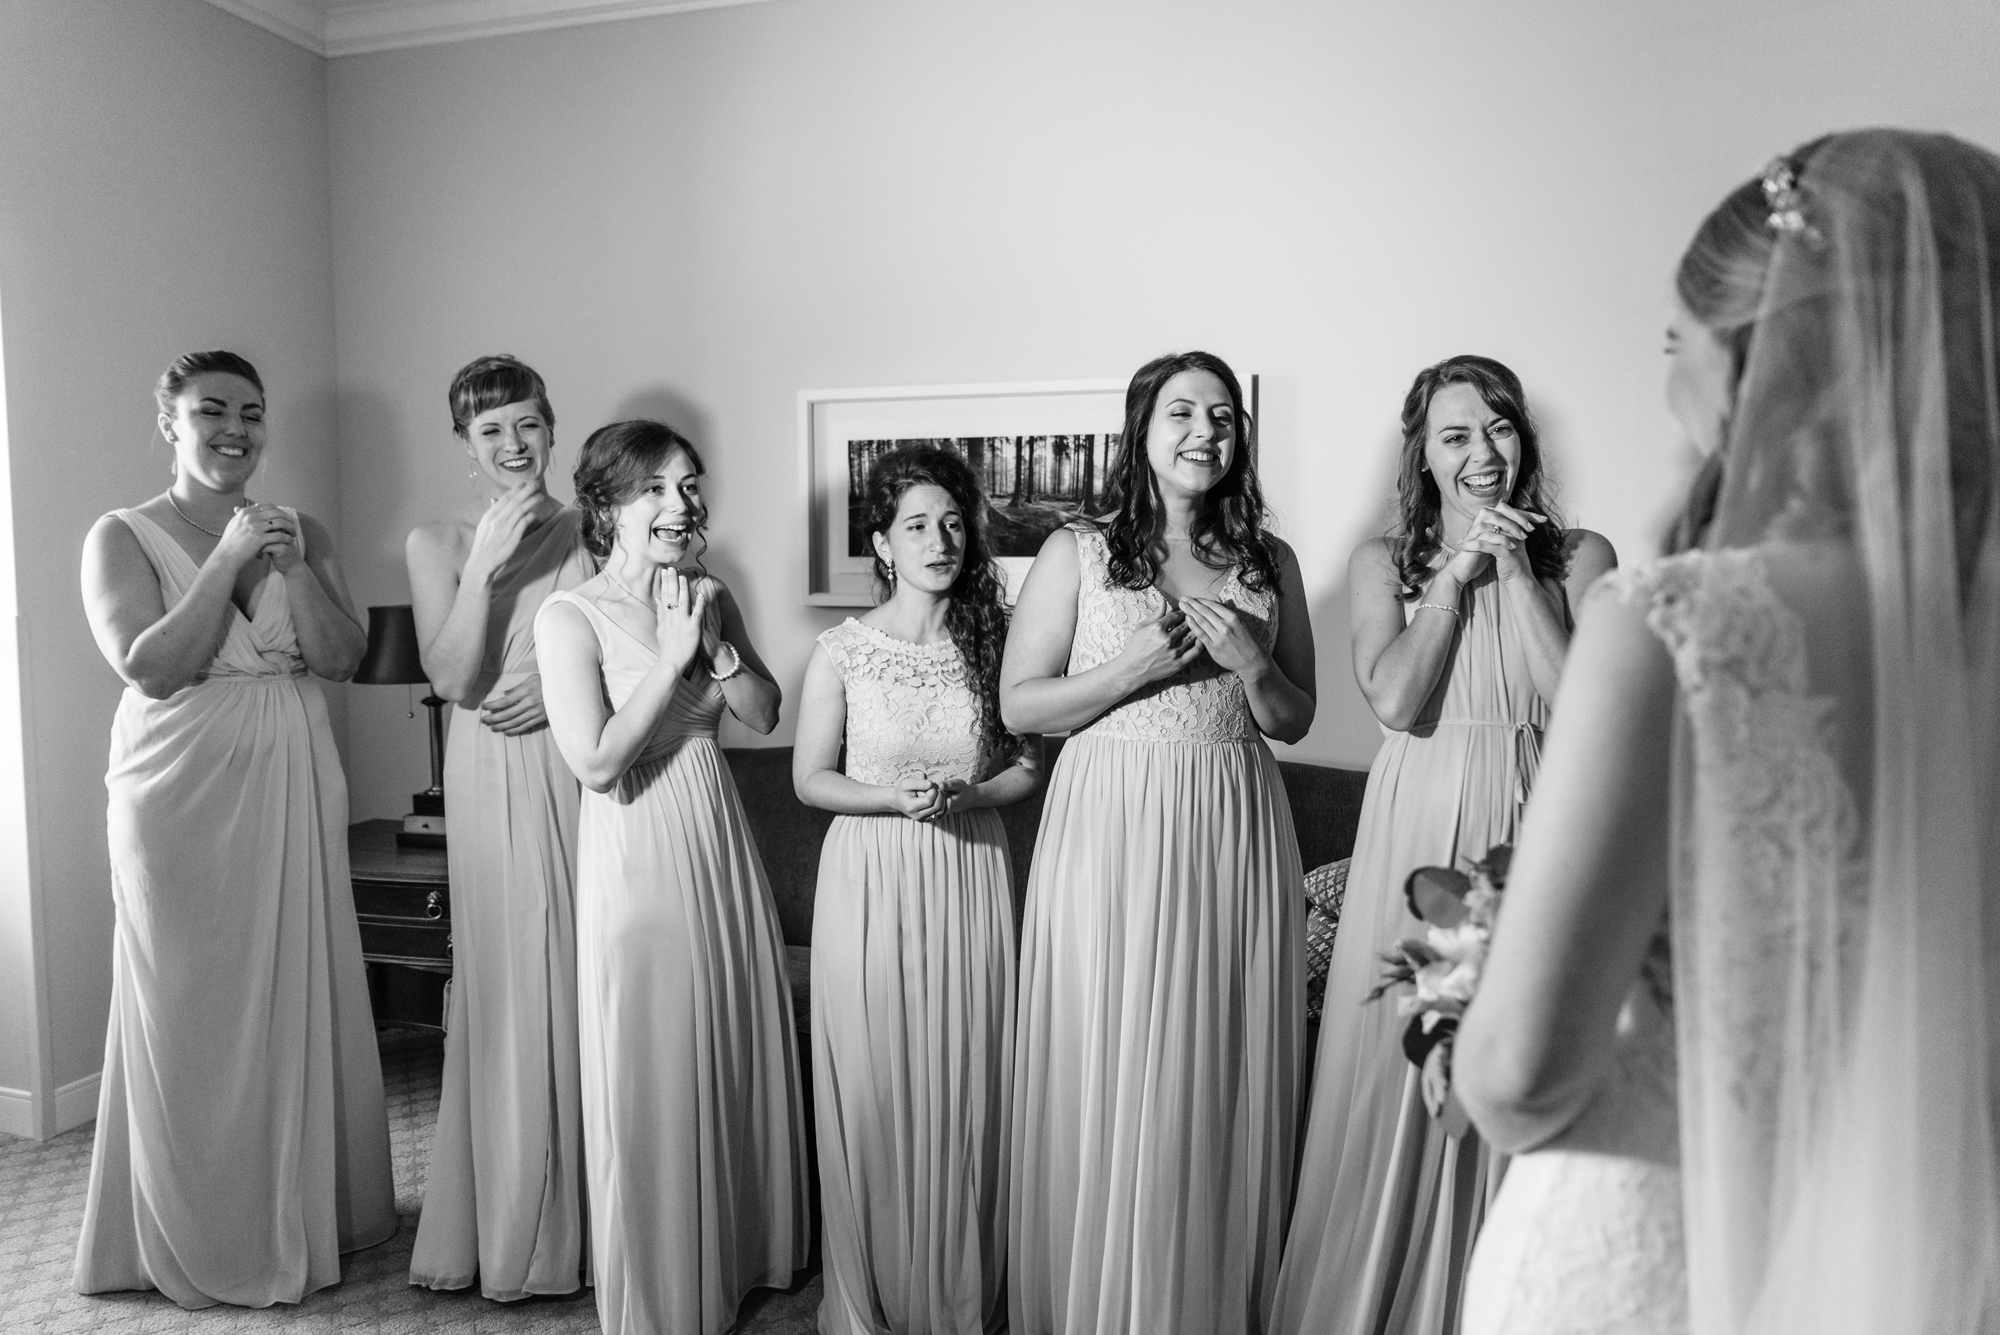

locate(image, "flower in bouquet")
[[1367, 844, 1511, 1129]]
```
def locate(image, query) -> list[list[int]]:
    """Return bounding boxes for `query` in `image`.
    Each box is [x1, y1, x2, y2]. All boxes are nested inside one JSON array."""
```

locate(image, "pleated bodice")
[[116, 507, 305, 683], [542, 585, 726, 772]]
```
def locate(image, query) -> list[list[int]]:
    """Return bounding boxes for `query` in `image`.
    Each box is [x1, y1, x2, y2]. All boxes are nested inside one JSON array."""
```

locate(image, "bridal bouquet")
[[1366, 843, 1511, 1134]]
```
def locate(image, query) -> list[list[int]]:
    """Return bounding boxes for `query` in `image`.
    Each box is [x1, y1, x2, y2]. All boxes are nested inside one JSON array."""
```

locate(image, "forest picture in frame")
[[799, 379, 1128, 606]]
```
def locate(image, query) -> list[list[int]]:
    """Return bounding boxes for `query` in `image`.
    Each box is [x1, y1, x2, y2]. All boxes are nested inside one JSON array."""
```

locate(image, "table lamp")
[[354, 604, 447, 848]]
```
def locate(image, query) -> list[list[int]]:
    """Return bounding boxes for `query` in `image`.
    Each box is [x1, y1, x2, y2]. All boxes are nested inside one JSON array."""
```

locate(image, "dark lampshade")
[[354, 605, 428, 685]]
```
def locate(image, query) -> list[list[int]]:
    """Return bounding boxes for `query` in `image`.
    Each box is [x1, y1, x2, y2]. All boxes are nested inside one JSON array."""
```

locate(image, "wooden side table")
[[349, 818, 451, 1031]]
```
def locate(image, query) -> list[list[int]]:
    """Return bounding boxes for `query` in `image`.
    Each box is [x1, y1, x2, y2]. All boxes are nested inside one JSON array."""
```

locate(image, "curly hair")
[[155, 350, 263, 414], [572, 419, 707, 563], [448, 354, 554, 436], [862, 445, 1021, 768], [1389, 355, 1569, 598], [1097, 350, 1280, 595]]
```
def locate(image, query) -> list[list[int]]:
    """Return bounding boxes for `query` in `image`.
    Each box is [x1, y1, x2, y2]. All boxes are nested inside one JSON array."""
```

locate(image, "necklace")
[[168, 491, 244, 538], [605, 566, 654, 610]]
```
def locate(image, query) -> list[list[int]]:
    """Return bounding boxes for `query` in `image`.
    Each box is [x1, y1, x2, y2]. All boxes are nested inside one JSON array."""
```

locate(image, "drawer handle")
[[425, 891, 445, 920], [445, 934, 454, 956]]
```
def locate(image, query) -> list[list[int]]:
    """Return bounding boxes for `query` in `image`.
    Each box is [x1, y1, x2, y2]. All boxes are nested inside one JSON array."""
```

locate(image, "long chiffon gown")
[[411, 507, 592, 1298], [812, 619, 1015, 1335], [1270, 565, 1547, 1335], [1010, 526, 1305, 1335], [537, 586, 810, 1335], [74, 509, 397, 1309]]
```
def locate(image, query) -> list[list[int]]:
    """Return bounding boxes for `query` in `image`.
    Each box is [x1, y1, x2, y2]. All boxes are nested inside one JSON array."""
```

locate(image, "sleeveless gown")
[[536, 586, 810, 1335], [812, 618, 1016, 1335], [74, 508, 397, 1309], [1009, 526, 1305, 1335], [411, 507, 593, 1298], [1272, 565, 1546, 1335]]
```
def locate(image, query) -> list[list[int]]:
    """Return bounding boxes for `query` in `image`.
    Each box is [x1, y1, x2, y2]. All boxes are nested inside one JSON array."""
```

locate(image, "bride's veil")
[[1675, 130, 2000, 1334]]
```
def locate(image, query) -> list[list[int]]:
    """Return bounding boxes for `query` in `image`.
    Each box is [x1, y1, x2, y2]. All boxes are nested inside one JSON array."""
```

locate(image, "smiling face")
[[160, 372, 266, 494], [612, 446, 706, 568], [465, 399, 552, 490], [872, 482, 965, 596], [1143, 369, 1238, 504], [1665, 296, 1736, 458], [1422, 381, 1521, 522]]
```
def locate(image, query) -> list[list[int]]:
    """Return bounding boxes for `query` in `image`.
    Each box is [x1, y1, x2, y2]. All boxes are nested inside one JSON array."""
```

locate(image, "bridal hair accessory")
[[1366, 842, 1512, 1136], [1761, 155, 1824, 247]]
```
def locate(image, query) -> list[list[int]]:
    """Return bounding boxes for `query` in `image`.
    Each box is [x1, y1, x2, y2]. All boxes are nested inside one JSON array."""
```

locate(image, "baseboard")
[[0, 1084, 31, 1138], [54, 1071, 99, 1134]]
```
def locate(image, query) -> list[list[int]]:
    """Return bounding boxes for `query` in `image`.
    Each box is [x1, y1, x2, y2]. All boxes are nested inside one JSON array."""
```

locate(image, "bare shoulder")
[[1038, 525, 1082, 559], [536, 591, 595, 641], [1348, 533, 1398, 581], [86, 509, 140, 552], [408, 514, 470, 557], [294, 510, 339, 553], [1564, 528, 1616, 566]]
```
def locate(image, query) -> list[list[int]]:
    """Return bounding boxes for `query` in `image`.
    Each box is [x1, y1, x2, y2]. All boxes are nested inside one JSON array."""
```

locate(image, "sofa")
[[722, 736, 1370, 1029]]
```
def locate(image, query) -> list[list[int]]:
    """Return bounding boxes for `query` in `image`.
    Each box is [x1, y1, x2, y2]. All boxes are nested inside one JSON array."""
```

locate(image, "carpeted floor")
[[0, 1030, 822, 1333]]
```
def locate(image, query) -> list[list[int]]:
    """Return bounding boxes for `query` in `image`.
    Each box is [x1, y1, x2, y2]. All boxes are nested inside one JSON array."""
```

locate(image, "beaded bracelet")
[[1415, 602, 1461, 619], [709, 640, 744, 681]]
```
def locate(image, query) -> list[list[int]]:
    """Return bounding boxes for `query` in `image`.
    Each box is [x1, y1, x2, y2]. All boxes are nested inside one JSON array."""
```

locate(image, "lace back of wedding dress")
[[1673, 130, 2000, 1335]]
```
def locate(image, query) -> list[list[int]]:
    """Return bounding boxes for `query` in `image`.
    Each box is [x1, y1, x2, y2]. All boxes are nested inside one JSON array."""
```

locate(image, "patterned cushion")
[[1303, 858, 1350, 1023]]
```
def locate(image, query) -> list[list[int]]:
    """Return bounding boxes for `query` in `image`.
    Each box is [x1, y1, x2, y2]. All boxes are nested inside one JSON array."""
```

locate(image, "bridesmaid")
[[794, 445, 1044, 1335], [405, 355, 592, 1298], [1001, 351, 1317, 1335], [1269, 356, 1614, 1335], [536, 418, 810, 1335], [75, 350, 396, 1308]]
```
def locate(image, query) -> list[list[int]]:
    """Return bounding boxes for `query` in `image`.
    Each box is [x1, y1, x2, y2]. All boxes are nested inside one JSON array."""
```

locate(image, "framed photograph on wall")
[[799, 379, 1129, 606]]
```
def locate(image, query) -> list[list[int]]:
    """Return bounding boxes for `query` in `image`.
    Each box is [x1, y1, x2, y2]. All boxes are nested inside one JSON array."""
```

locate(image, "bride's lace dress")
[[1464, 547, 1859, 1335]]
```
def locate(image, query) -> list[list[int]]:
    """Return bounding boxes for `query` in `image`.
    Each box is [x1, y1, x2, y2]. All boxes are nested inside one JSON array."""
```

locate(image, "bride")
[[1453, 128, 2000, 1335]]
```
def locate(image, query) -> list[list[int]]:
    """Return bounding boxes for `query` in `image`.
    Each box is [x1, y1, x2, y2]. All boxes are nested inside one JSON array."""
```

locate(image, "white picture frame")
[[798, 378, 1129, 607]]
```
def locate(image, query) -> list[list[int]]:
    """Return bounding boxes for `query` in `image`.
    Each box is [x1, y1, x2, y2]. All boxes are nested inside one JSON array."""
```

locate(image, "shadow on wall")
[[613, 384, 712, 462], [333, 385, 432, 823], [1303, 453, 1398, 771], [334, 386, 419, 598]]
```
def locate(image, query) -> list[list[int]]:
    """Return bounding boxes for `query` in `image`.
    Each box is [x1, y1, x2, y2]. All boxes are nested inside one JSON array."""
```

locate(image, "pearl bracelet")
[[709, 640, 744, 682], [1416, 602, 1461, 619]]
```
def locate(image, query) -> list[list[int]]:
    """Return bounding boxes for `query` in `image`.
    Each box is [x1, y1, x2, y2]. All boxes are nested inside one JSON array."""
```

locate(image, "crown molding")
[[202, 0, 330, 55], [202, 0, 783, 59]]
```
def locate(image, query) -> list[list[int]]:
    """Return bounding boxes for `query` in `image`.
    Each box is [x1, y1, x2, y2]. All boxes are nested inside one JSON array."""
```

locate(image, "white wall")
[[0, 0, 339, 1135], [6, 0, 1999, 1134], [326, 0, 2000, 822]]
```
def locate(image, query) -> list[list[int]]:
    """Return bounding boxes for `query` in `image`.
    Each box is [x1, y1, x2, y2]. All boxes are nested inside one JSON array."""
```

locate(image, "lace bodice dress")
[[1066, 523, 1274, 742], [1010, 525, 1304, 1335], [825, 618, 988, 783], [812, 619, 1015, 1335], [1465, 547, 1861, 1335]]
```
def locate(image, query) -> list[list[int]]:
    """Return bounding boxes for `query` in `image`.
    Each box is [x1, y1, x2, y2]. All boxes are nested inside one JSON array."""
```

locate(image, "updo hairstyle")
[[448, 354, 555, 437], [572, 418, 706, 561]]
